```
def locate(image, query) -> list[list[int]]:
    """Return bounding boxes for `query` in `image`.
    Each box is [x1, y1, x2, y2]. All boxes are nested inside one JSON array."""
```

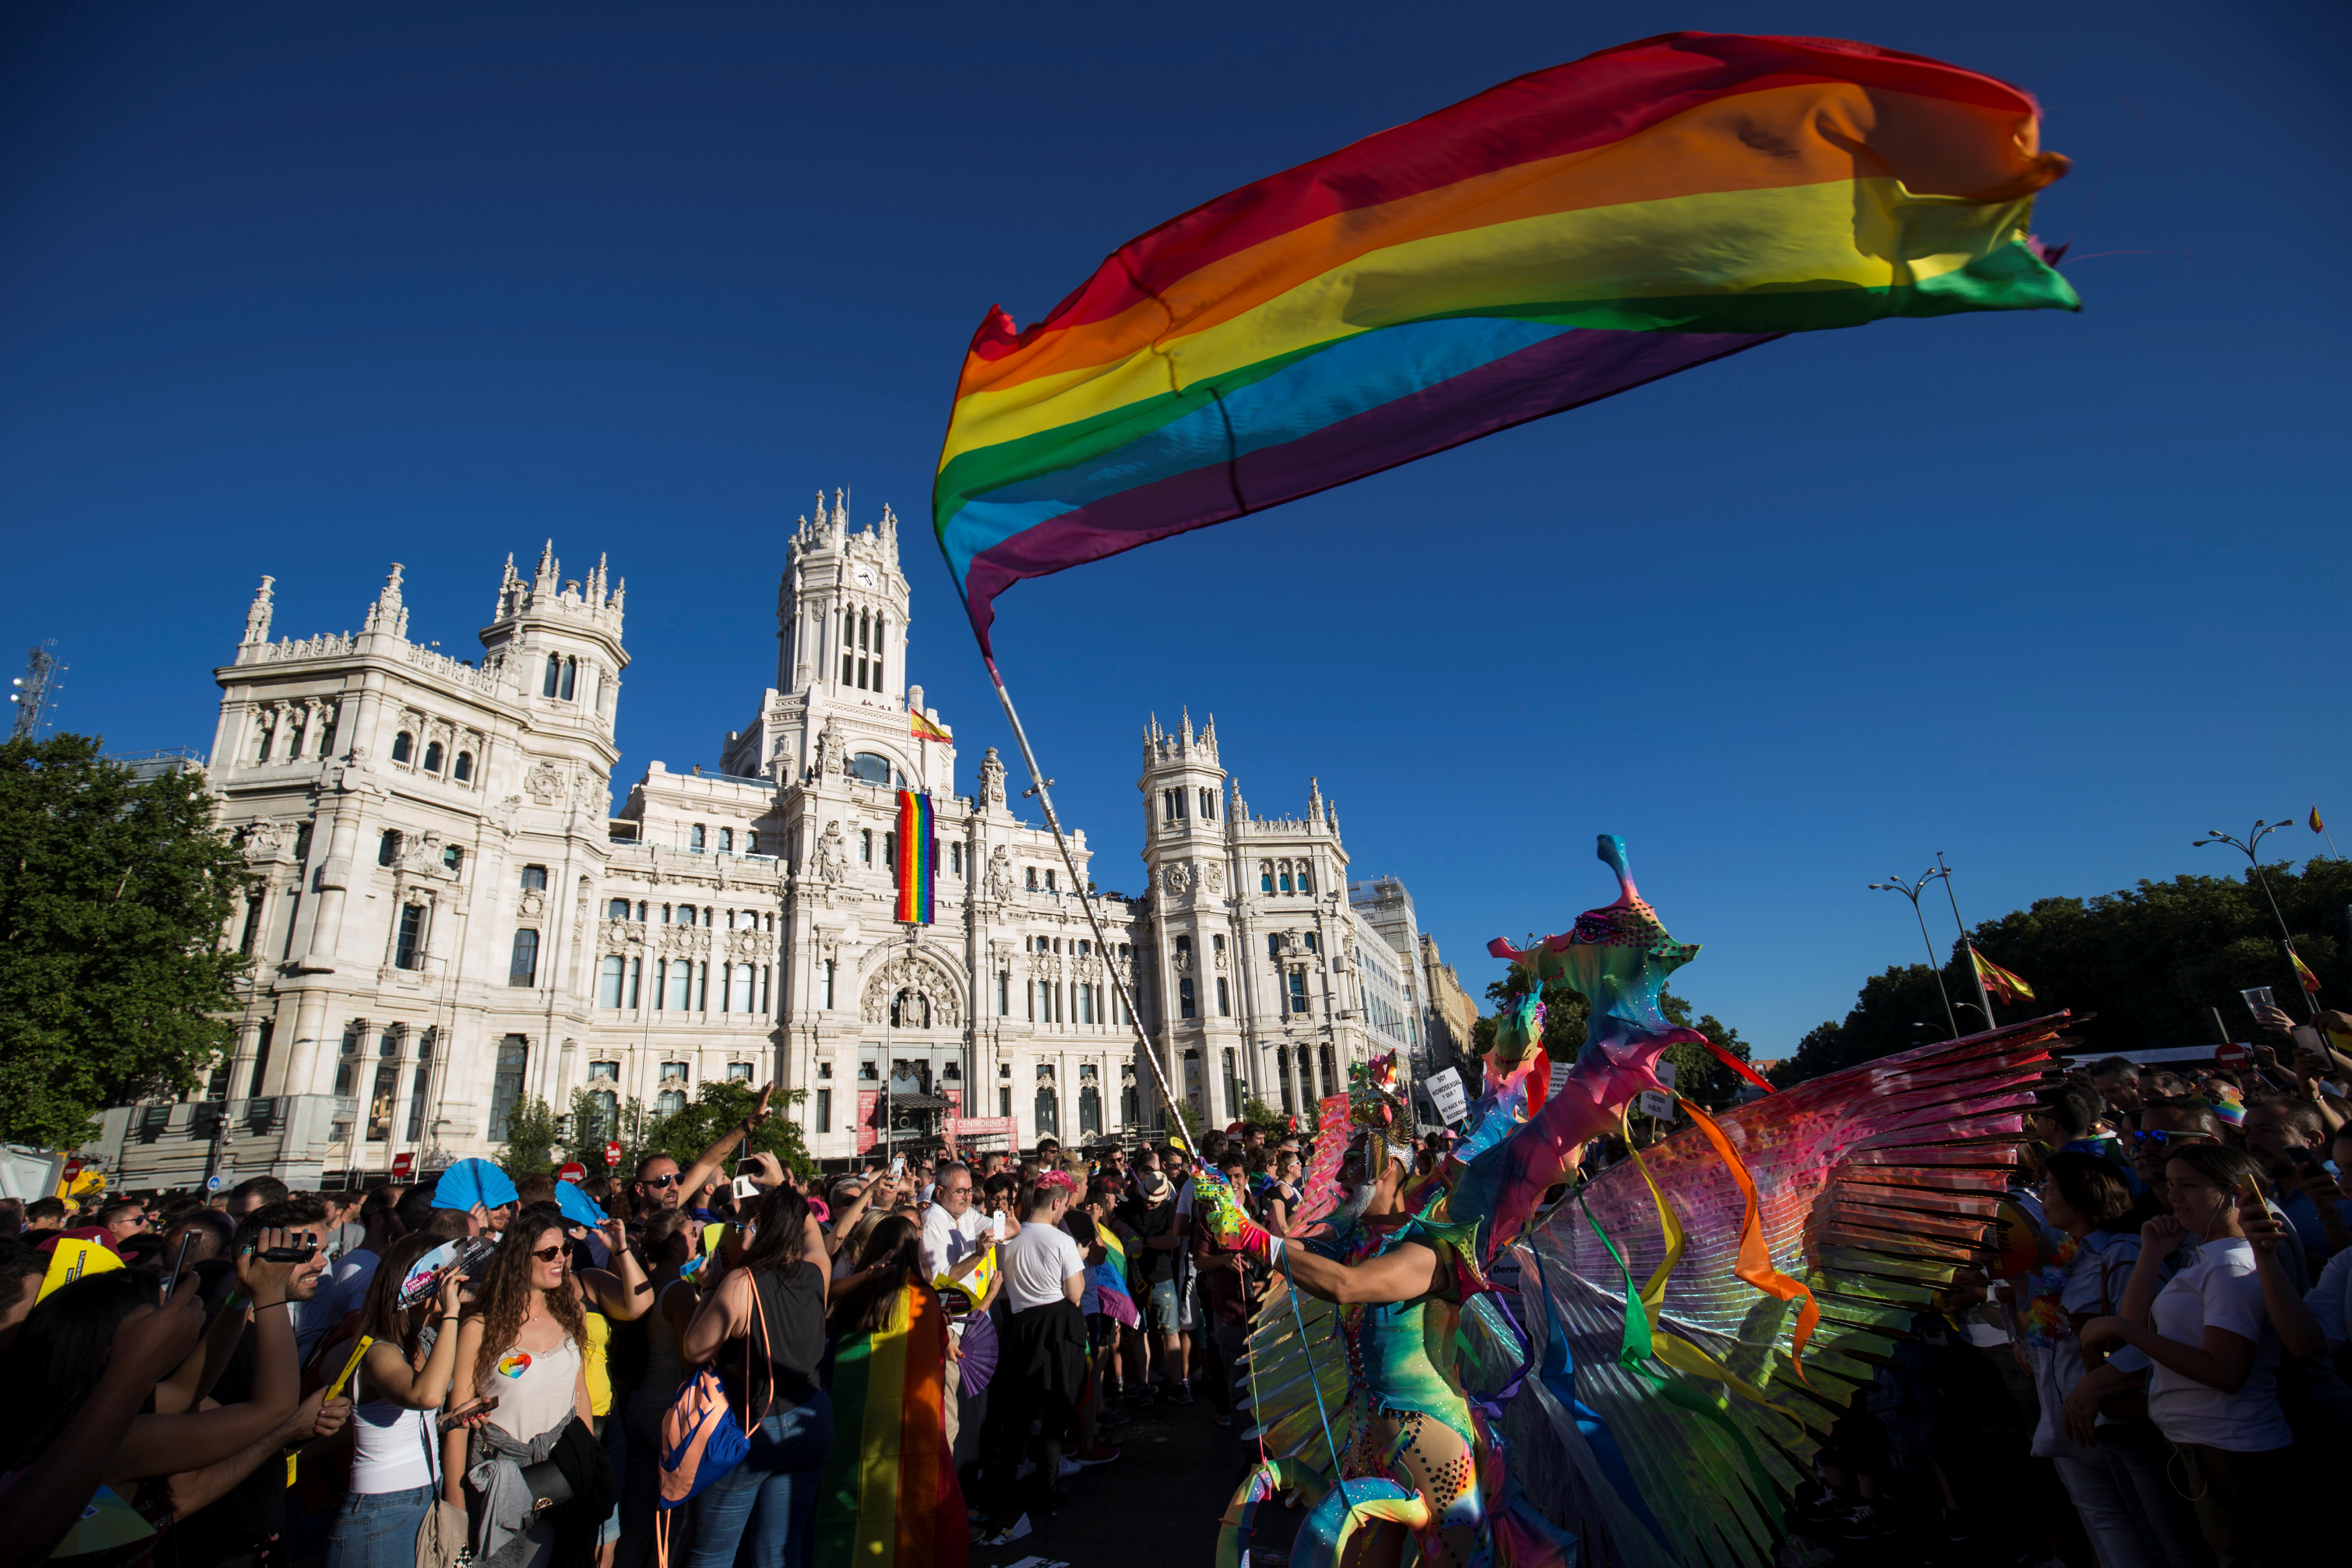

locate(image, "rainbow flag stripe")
[[812, 1284, 964, 1568], [934, 32, 2074, 652], [1095, 1222, 1140, 1329], [894, 791, 934, 925]]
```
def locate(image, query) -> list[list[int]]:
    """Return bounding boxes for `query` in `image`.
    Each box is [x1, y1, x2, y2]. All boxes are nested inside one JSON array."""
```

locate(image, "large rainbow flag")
[[894, 790, 935, 925], [933, 32, 2075, 654], [813, 1284, 966, 1568]]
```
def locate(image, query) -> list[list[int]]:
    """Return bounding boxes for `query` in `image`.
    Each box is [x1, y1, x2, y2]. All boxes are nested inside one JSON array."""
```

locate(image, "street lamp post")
[[2193, 818, 2313, 1016], [1870, 870, 1962, 1039]]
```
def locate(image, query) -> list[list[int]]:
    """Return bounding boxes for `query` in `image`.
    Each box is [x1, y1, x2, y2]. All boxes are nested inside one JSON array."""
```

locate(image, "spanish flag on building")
[[1970, 947, 2035, 1005], [909, 709, 951, 743]]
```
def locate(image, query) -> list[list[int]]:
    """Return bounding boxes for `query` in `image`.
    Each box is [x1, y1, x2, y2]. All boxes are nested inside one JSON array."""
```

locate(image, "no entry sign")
[[557, 1162, 587, 1184]]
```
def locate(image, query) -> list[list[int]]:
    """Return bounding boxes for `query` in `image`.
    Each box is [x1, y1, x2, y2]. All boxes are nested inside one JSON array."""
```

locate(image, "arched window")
[[422, 740, 444, 773], [1260, 862, 1274, 892], [1278, 861, 1292, 894], [391, 731, 413, 764], [848, 752, 894, 785], [1198, 788, 1216, 820], [452, 751, 473, 783], [1035, 1086, 1059, 1138], [519, 864, 548, 891], [1298, 863, 1314, 895], [607, 898, 630, 920], [378, 829, 402, 866], [719, 827, 734, 854], [678, 904, 697, 926], [745, 830, 759, 855], [542, 654, 562, 697], [559, 657, 577, 700], [254, 720, 273, 761], [1025, 866, 1038, 891], [689, 824, 706, 853], [873, 618, 886, 689]]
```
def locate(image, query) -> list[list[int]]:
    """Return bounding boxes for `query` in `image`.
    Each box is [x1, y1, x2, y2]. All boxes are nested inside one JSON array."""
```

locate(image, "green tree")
[[1238, 1095, 1287, 1136], [1773, 854, 2352, 1086], [640, 1080, 812, 1178], [501, 1094, 560, 1176], [0, 734, 253, 1147]]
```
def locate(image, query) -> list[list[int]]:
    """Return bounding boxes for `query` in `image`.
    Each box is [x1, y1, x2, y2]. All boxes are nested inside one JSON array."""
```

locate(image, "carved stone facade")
[[192, 493, 1415, 1178]]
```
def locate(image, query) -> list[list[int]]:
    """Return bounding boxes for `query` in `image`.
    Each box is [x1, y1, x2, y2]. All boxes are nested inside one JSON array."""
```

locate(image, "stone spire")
[[1307, 776, 1325, 826], [242, 575, 276, 647], [362, 563, 409, 639], [1180, 706, 1193, 747], [496, 552, 521, 620]]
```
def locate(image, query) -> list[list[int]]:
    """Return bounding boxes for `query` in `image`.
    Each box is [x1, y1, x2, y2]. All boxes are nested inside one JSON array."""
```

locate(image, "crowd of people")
[[5, 1007, 2347, 1568], [1756, 1004, 2347, 1568], [0, 1087, 1319, 1568]]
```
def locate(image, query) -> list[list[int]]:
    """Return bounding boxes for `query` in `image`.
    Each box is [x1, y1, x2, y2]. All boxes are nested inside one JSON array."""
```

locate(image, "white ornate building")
[[95, 493, 1433, 1186]]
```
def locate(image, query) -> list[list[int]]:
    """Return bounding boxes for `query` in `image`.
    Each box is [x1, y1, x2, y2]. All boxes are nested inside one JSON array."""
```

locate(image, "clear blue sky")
[[5, 2, 2346, 1058]]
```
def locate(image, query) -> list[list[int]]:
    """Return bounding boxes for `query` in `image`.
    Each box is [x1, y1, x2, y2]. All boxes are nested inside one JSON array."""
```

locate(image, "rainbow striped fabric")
[[1094, 1221, 1140, 1329], [812, 1284, 963, 1568], [933, 32, 2075, 652], [894, 791, 934, 925]]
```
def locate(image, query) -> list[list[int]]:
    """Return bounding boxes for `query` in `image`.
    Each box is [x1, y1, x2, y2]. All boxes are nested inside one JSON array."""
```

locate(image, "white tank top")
[[485, 1332, 581, 1445], [349, 1344, 439, 1494]]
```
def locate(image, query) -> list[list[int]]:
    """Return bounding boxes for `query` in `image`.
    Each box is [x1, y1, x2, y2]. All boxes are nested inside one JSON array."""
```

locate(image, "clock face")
[[851, 564, 878, 588]]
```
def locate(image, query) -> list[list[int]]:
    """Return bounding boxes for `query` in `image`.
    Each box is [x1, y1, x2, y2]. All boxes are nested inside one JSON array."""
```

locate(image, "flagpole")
[[985, 658, 1196, 1157], [1936, 852, 1999, 1031]]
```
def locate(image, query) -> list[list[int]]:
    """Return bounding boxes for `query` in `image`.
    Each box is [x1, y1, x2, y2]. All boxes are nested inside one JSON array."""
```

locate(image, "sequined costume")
[[1202, 836, 2069, 1568]]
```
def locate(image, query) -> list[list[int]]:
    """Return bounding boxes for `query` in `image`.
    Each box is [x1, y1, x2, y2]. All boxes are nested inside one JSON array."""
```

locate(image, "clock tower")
[[720, 490, 947, 795]]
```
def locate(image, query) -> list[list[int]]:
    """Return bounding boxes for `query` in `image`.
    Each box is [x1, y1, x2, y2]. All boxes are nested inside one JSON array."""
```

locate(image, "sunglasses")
[[641, 1174, 682, 1188], [532, 1244, 566, 1262]]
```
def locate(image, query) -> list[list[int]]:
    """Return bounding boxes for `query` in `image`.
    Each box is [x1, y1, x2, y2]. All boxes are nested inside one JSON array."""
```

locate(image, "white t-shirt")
[[1001, 1219, 1085, 1313], [2147, 1237, 2292, 1451], [2308, 1246, 2352, 1349], [920, 1203, 989, 1285]]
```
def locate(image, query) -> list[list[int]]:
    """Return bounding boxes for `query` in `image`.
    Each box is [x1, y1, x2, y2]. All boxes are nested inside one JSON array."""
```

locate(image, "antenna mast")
[[8, 641, 62, 741]]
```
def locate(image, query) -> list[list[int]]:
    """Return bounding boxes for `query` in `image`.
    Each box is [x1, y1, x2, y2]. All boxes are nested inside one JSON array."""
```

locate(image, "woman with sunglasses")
[[324, 1233, 467, 1568], [678, 1182, 831, 1568], [2082, 1145, 2325, 1567], [444, 1207, 610, 1568]]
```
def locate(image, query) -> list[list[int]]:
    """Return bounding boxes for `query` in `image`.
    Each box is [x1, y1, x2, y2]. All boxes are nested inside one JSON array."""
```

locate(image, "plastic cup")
[[2240, 986, 2277, 1016]]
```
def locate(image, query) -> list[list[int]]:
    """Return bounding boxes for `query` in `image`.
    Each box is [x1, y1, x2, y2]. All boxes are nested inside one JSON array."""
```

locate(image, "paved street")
[[971, 1391, 1290, 1568]]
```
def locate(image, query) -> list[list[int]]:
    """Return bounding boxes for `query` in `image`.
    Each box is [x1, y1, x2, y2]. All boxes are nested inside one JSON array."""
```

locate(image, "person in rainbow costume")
[[1193, 835, 1747, 1568]]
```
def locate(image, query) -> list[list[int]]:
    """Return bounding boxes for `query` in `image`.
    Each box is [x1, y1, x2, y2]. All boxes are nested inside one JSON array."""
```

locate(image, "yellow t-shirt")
[[583, 1310, 612, 1418]]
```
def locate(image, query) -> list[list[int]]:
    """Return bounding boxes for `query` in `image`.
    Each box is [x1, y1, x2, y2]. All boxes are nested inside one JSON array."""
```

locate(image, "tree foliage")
[[1773, 855, 2352, 1086], [501, 1094, 561, 1176], [635, 1080, 812, 1177], [0, 734, 252, 1147]]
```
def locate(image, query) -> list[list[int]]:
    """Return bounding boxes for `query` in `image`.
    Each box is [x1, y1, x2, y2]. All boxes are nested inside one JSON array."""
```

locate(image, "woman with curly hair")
[[442, 1206, 610, 1568], [811, 1216, 964, 1568], [678, 1182, 831, 1568]]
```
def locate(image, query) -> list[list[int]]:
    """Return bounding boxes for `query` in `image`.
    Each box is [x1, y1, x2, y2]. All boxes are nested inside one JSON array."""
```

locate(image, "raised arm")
[[677, 1084, 776, 1201], [681, 1266, 755, 1366]]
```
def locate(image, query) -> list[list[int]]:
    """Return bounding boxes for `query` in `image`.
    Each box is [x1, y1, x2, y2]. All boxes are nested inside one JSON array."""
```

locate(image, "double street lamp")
[[1869, 869, 1961, 1039]]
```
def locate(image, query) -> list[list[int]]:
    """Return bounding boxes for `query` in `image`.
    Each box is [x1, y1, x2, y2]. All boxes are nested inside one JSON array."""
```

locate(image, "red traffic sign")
[[60, 1157, 83, 1181], [603, 1141, 622, 1168], [2215, 1043, 2250, 1070], [391, 1151, 414, 1178], [557, 1162, 587, 1184]]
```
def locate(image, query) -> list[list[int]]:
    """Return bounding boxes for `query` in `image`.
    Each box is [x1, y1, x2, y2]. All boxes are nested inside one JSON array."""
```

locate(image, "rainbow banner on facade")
[[894, 791, 935, 925], [933, 31, 2075, 654]]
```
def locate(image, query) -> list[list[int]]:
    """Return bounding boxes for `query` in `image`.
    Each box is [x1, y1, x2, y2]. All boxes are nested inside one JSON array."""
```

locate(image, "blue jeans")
[[684, 1395, 834, 1568], [326, 1484, 435, 1568]]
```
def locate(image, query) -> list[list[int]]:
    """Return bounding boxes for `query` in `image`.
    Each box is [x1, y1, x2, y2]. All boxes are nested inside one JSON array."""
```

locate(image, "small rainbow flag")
[[894, 791, 934, 926], [1094, 1223, 1140, 1330], [910, 710, 952, 744], [932, 32, 2075, 653], [2290, 945, 2322, 998], [1971, 947, 2035, 1005]]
